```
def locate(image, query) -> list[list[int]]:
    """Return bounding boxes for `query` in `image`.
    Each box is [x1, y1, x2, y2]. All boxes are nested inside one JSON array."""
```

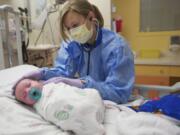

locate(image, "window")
[[140, 0, 180, 32]]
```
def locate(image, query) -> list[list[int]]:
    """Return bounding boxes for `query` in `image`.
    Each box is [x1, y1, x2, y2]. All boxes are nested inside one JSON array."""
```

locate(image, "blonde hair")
[[59, 0, 104, 41]]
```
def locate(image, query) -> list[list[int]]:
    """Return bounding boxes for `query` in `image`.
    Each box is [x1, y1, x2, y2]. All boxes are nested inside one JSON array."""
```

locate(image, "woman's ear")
[[88, 11, 95, 21]]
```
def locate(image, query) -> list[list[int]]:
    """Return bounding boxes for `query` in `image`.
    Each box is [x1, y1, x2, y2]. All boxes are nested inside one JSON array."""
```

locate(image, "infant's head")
[[14, 78, 43, 106]]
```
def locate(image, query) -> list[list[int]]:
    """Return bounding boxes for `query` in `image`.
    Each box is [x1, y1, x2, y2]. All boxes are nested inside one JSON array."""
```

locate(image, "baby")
[[13, 78, 105, 135]]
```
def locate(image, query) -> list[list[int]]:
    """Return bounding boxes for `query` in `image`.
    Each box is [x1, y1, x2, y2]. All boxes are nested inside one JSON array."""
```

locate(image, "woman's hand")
[[43, 77, 83, 88], [43, 77, 64, 85], [24, 70, 43, 80]]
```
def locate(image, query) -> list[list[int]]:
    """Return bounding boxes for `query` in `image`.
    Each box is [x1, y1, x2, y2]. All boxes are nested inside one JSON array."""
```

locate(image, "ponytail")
[[91, 4, 104, 28]]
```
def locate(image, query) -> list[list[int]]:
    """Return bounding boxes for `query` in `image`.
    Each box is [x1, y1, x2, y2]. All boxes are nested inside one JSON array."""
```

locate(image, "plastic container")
[[139, 49, 161, 58]]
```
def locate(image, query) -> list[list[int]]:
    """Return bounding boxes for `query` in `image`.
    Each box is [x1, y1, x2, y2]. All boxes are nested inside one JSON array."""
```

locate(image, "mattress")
[[0, 65, 179, 135]]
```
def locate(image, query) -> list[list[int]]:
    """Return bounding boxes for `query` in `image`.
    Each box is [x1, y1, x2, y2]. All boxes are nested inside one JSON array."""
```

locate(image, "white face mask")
[[68, 22, 93, 44]]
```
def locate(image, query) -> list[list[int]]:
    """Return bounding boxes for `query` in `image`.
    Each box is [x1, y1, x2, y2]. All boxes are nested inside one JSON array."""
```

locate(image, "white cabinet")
[[88, 0, 112, 30]]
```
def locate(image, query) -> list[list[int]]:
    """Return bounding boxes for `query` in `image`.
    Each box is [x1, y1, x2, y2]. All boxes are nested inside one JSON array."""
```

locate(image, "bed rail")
[[134, 82, 180, 98]]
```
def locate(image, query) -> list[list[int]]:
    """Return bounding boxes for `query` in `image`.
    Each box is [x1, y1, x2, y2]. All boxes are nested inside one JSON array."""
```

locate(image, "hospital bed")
[[0, 64, 179, 135]]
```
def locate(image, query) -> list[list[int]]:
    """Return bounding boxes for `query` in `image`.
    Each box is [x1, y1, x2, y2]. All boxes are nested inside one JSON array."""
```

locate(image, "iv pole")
[[0, 24, 4, 69]]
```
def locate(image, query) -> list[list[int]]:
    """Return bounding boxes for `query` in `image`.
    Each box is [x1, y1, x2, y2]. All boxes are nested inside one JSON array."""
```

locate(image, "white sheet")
[[35, 82, 105, 135], [0, 65, 180, 135]]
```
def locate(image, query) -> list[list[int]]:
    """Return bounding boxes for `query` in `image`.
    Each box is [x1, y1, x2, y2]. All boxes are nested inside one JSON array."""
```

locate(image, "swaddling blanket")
[[34, 82, 105, 135]]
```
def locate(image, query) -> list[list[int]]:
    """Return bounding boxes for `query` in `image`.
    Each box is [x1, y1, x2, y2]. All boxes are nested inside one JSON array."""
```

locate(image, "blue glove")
[[43, 77, 83, 88]]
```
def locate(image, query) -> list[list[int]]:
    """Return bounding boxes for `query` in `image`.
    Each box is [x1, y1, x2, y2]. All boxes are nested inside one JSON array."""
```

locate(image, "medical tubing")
[[87, 51, 90, 75], [82, 44, 96, 75], [28, 87, 42, 101]]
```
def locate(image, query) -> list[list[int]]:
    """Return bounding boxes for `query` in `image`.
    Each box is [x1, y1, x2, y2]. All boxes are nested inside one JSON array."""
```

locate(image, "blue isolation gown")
[[41, 28, 135, 104]]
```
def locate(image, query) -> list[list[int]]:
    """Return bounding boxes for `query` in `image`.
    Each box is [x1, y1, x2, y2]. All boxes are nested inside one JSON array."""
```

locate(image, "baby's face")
[[15, 79, 43, 106]]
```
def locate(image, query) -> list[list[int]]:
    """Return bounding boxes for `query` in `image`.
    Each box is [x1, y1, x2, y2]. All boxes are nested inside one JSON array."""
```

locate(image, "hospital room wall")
[[112, 0, 180, 95], [112, 0, 180, 52]]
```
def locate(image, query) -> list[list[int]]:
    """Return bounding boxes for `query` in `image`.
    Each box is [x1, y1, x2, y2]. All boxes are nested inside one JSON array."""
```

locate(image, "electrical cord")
[[18, 7, 30, 63]]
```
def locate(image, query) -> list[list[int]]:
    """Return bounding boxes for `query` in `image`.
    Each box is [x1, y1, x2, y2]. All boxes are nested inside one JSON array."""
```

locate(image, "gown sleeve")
[[81, 37, 135, 104]]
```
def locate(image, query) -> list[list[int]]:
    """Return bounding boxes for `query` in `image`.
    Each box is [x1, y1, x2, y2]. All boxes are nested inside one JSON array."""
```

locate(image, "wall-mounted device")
[[170, 35, 180, 52]]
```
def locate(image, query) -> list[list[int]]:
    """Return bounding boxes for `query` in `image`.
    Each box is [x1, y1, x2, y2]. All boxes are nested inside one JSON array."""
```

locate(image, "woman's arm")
[[41, 41, 82, 80]]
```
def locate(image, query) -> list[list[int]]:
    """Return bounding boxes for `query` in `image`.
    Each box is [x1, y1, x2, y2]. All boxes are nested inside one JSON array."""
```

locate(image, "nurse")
[[24, 0, 134, 104]]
